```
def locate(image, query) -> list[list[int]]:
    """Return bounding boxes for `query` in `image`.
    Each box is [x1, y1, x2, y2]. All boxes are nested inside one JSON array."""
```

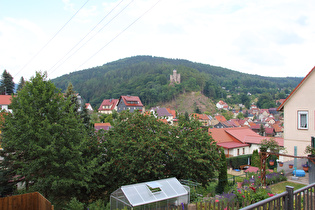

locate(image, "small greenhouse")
[[110, 177, 190, 210]]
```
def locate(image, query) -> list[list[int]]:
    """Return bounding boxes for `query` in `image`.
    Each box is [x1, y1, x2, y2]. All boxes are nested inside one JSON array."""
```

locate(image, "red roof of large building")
[[209, 127, 249, 149], [210, 127, 284, 148]]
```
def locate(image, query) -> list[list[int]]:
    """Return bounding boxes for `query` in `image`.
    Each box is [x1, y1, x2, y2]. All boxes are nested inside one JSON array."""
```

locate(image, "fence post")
[[286, 186, 294, 210]]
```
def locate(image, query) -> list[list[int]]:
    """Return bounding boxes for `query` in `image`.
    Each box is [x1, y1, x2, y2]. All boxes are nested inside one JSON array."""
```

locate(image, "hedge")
[[226, 154, 252, 169]]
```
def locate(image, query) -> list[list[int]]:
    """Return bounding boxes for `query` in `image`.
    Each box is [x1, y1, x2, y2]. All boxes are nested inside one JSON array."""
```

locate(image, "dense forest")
[[52, 56, 302, 109]]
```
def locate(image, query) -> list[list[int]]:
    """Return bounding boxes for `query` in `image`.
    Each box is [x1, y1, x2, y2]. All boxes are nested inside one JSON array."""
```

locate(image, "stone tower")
[[170, 69, 180, 84]]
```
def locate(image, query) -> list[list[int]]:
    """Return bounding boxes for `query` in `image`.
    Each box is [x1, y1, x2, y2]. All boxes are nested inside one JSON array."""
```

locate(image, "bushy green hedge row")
[[226, 154, 252, 169]]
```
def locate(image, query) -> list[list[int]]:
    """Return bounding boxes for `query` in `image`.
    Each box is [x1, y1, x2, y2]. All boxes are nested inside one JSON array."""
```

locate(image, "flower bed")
[[242, 171, 287, 186], [215, 185, 274, 208]]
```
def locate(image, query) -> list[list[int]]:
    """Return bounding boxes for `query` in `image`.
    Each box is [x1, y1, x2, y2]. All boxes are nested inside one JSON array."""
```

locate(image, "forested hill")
[[52, 55, 302, 109]]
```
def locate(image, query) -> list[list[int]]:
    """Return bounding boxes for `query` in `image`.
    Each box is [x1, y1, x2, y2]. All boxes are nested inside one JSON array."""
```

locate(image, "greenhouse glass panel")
[[110, 177, 190, 210]]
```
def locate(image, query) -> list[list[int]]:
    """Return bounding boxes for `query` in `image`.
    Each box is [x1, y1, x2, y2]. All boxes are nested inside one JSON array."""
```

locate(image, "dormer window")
[[127, 100, 138, 104]]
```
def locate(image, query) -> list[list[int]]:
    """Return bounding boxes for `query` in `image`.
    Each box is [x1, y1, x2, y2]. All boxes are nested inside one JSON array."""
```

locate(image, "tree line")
[[52, 56, 301, 109]]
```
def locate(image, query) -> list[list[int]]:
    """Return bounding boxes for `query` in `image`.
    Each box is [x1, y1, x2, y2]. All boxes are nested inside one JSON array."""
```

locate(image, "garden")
[[188, 170, 289, 209]]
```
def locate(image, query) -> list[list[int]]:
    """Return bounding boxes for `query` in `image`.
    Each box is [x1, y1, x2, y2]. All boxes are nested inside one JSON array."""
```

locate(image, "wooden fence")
[[0, 192, 53, 210]]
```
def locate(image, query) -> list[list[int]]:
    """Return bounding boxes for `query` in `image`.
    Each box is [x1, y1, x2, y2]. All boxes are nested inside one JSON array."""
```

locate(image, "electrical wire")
[[14, 0, 91, 79], [76, 0, 162, 71], [48, 0, 126, 74], [48, 0, 132, 76]]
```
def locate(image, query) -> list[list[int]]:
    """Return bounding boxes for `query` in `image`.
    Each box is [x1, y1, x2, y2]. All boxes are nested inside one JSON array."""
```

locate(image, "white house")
[[278, 66, 315, 160]]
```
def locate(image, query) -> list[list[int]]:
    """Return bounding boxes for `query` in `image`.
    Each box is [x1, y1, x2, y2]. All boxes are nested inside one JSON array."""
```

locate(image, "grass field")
[[270, 181, 306, 194]]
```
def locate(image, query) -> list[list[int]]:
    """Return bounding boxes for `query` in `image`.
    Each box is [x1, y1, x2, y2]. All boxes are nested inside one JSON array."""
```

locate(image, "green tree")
[[251, 149, 260, 167], [216, 149, 228, 194], [237, 112, 244, 119], [0, 72, 94, 207], [17, 76, 26, 92], [257, 93, 276, 109], [259, 124, 265, 136], [102, 111, 220, 194], [0, 70, 15, 95], [64, 82, 80, 112]]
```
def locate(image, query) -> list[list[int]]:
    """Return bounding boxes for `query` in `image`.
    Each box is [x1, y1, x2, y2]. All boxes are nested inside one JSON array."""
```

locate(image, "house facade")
[[150, 107, 174, 125], [117, 95, 143, 113], [216, 100, 229, 110], [98, 99, 119, 114], [278, 66, 315, 160]]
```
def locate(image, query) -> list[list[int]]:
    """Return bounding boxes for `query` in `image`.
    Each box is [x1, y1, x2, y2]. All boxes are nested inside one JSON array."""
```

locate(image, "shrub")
[[227, 154, 252, 169], [216, 150, 228, 194], [88, 200, 108, 210], [65, 197, 85, 210]]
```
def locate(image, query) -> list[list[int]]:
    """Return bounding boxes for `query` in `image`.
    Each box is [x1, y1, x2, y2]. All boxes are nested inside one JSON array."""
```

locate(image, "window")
[[298, 111, 308, 129], [243, 148, 245, 155]]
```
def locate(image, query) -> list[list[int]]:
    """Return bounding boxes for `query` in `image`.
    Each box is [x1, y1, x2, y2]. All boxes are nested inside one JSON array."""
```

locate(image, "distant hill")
[[52, 55, 302, 109]]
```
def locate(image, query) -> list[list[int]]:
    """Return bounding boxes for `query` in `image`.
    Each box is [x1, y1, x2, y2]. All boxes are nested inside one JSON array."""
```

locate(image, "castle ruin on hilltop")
[[170, 69, 180, 84]]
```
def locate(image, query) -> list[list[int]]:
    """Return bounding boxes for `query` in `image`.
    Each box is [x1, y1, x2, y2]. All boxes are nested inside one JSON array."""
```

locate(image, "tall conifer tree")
[[0, 70, 14, 95]]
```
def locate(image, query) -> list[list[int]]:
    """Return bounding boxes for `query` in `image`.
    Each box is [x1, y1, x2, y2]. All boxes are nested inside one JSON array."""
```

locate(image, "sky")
[[1, 0, 315, 83]]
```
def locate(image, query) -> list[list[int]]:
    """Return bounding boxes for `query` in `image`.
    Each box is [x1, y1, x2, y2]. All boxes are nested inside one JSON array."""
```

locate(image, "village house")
[[166, 108, 178, 125], [278, 66, 315, 160], [98, 99, 119, 114], [272, 123, 283, 137], [85, 103, 94, 113], [190, 113, 211, 126], [94, 123, 112, 131], [216, 100, 229, 110], [117, 95, 143, 113], [0, 95, 12, 113], [150, 107, 174, 125], [209, 127, 283, 157]]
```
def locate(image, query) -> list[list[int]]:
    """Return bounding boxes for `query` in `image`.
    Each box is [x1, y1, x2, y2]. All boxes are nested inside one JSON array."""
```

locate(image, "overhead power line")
[[48, 0, 131, 76], [76, 0, 162, 71], [14, 0, 91, 79]]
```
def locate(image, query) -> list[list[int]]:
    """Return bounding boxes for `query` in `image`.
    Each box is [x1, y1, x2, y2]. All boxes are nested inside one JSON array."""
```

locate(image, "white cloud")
[[1, 0, 315, 81]]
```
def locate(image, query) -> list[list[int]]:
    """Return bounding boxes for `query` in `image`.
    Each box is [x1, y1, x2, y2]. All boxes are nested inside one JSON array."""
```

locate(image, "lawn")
[[270, 181, 306, 194]]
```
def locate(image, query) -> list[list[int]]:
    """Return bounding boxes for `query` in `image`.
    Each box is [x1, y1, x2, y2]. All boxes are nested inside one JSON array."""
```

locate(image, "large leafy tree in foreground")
[[102, 111, 220, 193], [0, 72, 94, 206]]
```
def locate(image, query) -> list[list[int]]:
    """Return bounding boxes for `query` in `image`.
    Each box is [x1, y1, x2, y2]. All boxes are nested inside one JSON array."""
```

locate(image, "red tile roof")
[[166, 108, 176, 118], [278, 66, 315, 111], [120, 95, 143, 107], [244, 136, 284, 146], [218, 127, 284, 147], [215, 115, 227, 122], [228, 119, 241, 127], [98, 99, 119, 111], [209, 128, 243, 143], [210, 127, 284, 148], [190, 113, 210, 120], [217, 142, 249, 149], [0, 95, 12, 105], [94, 123, 111, 131], [272, 124, 283, 133], [265, 127, 274, 134]]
